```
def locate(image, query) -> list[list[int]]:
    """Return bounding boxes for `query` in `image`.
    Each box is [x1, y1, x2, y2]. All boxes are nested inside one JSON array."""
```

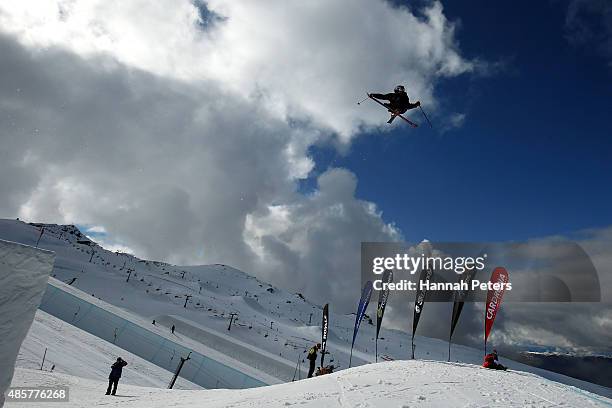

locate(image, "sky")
[[0, 0, 610, 353], [307, 0, 612, 243]]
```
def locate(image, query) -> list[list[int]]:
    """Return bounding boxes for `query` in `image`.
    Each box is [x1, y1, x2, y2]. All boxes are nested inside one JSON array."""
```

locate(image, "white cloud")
[[85, 225, 106, 234], [245, 168, 402, 304], [0, 0, 472, 141], [0, 34, 400, 306], [0, 0, 472, 307]]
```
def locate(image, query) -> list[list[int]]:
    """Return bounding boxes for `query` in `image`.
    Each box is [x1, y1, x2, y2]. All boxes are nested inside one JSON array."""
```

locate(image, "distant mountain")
[[514, 352, 612, 388]]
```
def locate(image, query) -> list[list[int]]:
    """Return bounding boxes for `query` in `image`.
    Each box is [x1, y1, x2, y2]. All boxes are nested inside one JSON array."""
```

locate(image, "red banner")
[[484, 267, 509, 344]]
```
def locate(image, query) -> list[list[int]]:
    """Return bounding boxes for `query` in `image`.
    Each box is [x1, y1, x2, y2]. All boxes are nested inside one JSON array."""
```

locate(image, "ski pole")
[[419, 105, 433, 128], [357, 95, 370, 105], [40, 347, 47, 370], [292, 354, 300, 381]]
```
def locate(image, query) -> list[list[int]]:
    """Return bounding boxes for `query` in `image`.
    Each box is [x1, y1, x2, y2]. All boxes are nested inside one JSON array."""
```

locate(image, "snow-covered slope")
[[0, 239, 54, 408], [39, 277, 277, 388], [7, 360, 612, 408], [17, 310, 200, 390], [1, 219, 610, 398]]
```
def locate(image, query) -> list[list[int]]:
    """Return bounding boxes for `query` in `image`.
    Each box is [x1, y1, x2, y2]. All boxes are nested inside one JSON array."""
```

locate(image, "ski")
[[368, 94, 418, 128]]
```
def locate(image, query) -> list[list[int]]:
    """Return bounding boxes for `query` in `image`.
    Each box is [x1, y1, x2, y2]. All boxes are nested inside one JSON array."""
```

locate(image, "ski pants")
[[307, 359, 316, 378], [382, 103, 407, 114], [106, 378, 119, 395]]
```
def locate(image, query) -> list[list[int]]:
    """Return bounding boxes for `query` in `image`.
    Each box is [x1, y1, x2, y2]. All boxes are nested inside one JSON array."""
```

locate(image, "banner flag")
[[320, 303, 329, 367], [484, 267, 509, 353], [448, 266, 478, 360], [349, 281, 373, 367], [412, 267, 434, 358], [375, 270, 393, 361]]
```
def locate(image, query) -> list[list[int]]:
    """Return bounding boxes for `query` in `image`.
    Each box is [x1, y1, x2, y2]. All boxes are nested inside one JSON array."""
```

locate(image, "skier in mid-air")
[[306, 343, 321, 378], [483, 349, 507, 370], [369, 85, 421, 123], [106, 357, 128, 395]]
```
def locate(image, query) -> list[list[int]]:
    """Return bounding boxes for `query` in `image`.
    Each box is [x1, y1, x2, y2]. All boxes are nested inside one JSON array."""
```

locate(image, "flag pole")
[[484, 313, 487, 356], [375, 338, 378, 363]]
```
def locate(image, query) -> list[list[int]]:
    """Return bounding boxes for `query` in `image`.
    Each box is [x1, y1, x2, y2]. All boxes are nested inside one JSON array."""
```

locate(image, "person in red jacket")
[[483, 349, 507, 370]]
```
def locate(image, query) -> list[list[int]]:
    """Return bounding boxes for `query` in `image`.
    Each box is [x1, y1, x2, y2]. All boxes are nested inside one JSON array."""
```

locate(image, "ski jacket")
[[482, 353, 497, 368], [307, 347, 318, 361], [109, 360, 128, 379], [370, 92, 416, 113]]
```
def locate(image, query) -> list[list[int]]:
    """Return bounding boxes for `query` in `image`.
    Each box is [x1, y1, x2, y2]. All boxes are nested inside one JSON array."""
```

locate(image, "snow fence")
[[39, 282, 267, 389], [154, 315, 302, 381]]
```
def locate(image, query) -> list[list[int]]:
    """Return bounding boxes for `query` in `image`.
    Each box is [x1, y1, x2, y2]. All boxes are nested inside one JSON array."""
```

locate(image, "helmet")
[[394, 85, 405, 93], [316, 343, 321, 348]]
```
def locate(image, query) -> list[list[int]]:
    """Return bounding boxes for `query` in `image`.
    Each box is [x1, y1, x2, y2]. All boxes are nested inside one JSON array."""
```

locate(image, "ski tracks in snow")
[[336, 374, 370, 408]]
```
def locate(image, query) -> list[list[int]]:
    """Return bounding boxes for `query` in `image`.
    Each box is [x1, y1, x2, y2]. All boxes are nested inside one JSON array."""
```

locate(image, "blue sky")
[[306, 0, 612, 243]]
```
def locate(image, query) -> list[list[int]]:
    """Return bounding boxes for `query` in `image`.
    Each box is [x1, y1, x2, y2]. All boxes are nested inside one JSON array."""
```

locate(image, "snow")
[[0, 239, 54, 408], [16, 310, 200, 390], [40, 277, 277, 388], [153, 314, 301, 380], [1, 219, 611, 404], [6, 360, 612, 408]]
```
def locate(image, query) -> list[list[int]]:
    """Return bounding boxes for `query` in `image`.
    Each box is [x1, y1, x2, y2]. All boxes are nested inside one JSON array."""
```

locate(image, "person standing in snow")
[[306, 343, 321, 378], [106, 357, 128, 395], [171, 324, 175, 334], [483, 349, 507, 370]]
